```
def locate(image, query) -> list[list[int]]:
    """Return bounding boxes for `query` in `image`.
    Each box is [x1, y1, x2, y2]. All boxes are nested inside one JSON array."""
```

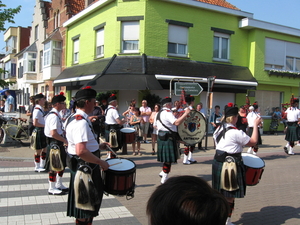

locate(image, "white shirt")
[[155, 107, 177, 132], [286, 107, 300, 122], [66, 109, 98, 155], [213, 123, 250, 154], [32, 104, 45, 125], [246, 111, 260, 127], [105, 105, 120, 124], [140, 106, 151, 122], [4, 95, 14, 112], [44, 108, 63, 138]]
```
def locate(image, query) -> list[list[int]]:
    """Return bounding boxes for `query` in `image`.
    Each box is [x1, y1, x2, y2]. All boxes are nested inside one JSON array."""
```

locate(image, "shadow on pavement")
[[235, 206, 300, 225]]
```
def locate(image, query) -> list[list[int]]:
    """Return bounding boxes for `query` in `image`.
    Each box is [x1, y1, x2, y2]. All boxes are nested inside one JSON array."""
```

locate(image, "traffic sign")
[[174, 82, 203, 96]]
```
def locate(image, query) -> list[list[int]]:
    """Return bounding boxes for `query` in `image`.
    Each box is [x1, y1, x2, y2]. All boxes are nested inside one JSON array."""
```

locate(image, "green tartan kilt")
[[157, 131, 179, 163], [67, 151, 103, 219], [248, 127, 262, 145], [45, 141, 67, 171], [34, 127, 47, 149], [285, 123, 299, 142], [212, 159, 246, 198]]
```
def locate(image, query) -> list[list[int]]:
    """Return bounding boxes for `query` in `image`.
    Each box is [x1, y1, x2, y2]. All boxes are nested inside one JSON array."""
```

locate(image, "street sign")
[[174, 82, 203, 96]]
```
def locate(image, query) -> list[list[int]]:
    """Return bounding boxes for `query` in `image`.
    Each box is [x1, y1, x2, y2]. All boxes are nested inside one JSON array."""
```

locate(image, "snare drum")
[[242, 153, 265, 186], [103, 158, 136, 197], [120, 128, 135, 144]]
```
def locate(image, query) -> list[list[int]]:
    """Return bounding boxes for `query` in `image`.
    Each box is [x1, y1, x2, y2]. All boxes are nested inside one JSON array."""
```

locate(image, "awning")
[[53, 58, 112, 89]]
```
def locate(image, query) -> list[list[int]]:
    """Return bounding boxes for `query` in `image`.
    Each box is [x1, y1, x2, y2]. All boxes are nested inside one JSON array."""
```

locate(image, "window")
[[24, 52, 36, 72], [52, 41, 61, 65], [73, 38, 79, 63], [265, 38, 300, 72], [5, 36, 17, 54], [44, 41, 51, 67], [96, 28, 104, 58], [122, 21, 139, 53], [34, 25, 39, 41], [54, 11, 60, 29], [4, 60, 16, 78], [39, 50, 43, 71], [213, 32, 230, 61], [168, 25, 188, 56]]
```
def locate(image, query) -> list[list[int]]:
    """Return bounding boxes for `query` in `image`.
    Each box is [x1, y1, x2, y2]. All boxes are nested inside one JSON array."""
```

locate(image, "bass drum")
[[177, 110, 206, 145]]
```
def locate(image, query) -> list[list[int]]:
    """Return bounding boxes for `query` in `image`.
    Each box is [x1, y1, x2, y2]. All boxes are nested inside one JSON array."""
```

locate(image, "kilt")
[[212, 152, 246, 198], [67, 150, 104, 219], [157, 131, 179, 163], [285, 122, 298, 142], [34, 127, 47, 149], [247, 127, 262, 145], [45, 139, 67, 171]]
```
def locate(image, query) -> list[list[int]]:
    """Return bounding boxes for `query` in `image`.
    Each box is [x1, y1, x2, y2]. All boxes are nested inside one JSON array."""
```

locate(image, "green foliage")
[[0, 1, 21, 32], [140, 90, 161, 110], [96, 90, 118, 102]]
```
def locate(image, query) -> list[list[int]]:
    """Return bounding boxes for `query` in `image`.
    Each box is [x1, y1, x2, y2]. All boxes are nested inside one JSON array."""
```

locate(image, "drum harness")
[[214, 126, 243, 192]]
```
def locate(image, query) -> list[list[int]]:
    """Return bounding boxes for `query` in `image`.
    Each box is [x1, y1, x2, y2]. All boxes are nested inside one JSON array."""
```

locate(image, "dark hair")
[[147, 176, 228, 225], [76, 98, 93, 109], [154, 103, 161, 111], [134, 107, 141, 115], [215, 105, 220, 109]]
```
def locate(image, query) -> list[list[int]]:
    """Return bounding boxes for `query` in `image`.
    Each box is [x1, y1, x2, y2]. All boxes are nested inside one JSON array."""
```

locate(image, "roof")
[[195, 0, 239, 10]]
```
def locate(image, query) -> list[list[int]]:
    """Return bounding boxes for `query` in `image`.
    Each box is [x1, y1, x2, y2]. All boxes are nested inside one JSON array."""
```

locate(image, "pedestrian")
[[212, 102, 261, 225], [196, 102, 205, 150], [236, 105, 248, 133], [140, 100, 152, 143], [283, 98, 300, 155], [129, 107, 143, 156], [122, 103, 135, 125], [26, 96, 36, 135], [154, 97, 190, 184], [104, 94, 125, 158], [59, 103, 71, 122], [65, 86, 109, 225], [32, 93, 47, 172], [149, 103, 161, 155], [210, 105, 222, 132], [44, 92, 69, 195], [0, 99, 5, 112], [4, 90, 15, 112], [246, 105, 262, 155], [89, 100, 104, 143], [147, 176, 229, 225], [182, 95, 197, 165]]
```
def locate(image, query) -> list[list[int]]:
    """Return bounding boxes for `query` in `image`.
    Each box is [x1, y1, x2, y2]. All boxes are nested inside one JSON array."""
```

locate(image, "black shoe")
[[189, 160, 197, 164]]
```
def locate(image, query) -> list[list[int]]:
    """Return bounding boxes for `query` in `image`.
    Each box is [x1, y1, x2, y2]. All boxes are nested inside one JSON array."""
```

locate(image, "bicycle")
[[0, 116, 29, 145]]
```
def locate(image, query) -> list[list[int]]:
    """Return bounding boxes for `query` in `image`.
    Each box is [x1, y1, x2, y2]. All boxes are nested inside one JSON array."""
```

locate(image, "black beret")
[[161, 97, 172, 105], [34, 93, 45, 100], [108, 94, 117, 103], [75, 86, 97, 101], [51, 92, 66, 104], [224, 102, 238, 117], [185, 95, 194, 103]]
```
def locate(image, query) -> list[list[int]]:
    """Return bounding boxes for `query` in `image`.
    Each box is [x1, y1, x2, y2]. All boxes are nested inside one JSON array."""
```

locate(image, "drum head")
[[242, 153, 265, 168], [177, 110, 206, 145], [120, 128, 135, 133], [106, 158, 136, 171]]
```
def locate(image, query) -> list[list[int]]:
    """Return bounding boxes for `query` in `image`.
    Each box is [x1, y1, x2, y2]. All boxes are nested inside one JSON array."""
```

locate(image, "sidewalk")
[[2, 133, 300, 224]]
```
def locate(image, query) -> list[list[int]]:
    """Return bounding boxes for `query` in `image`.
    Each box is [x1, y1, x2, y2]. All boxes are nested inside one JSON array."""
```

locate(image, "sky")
[[0, 0, 299, 53]]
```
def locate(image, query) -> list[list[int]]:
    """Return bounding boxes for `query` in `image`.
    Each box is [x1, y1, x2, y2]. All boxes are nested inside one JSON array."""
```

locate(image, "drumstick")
[[106, 145, 119, 158], [109, 161, 123, 167]]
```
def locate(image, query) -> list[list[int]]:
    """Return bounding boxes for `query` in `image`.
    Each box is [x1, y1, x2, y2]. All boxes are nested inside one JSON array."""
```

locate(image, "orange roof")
[[195, 0, 240, 10]]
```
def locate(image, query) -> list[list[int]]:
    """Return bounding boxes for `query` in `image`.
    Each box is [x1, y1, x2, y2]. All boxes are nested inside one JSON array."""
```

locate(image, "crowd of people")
[[2, 87, 299, 225]]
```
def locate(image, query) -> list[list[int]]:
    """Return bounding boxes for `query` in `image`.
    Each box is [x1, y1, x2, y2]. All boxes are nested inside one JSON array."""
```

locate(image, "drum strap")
[[215, 126, 237, 144], [157, 111, 179, 140]]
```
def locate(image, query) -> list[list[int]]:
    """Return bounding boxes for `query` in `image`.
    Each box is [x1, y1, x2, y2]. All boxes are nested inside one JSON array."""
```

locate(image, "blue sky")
[[0, 0, 299, 53]]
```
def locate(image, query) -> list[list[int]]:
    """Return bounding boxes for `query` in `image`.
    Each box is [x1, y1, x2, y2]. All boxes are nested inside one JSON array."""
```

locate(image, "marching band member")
[[104, 94, 125, 159], [65, 86, 109, 225], [283, 98, 300, 155], [212, 103, 261, 225], [44, 93, 68, 195], [183, 95, 197, 165], [246, 105, 262, 155], [155, 97, 190, 184], [32, 93, 47, 172]]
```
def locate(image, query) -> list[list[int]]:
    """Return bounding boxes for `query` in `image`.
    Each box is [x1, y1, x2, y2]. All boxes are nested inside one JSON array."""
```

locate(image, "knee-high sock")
[[49, 171, 57, 182], [34, 154, 40, 163], [190, 146, 195, 153], [184, 147, 189, 156], [162, 162, 171, 174], [41, 151, 46, 160], [289, 142, 295, 148], [76, 218, 93, 225], [228, 201, 235, 217], [57, 170, 64, 177]]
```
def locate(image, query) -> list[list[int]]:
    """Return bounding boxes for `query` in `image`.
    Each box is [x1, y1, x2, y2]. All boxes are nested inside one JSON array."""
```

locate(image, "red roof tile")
[[195, 0, 240, 10]]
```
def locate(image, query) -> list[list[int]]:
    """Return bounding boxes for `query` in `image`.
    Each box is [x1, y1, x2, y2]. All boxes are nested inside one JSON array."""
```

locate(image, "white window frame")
[[73, 38, 79, 64], [44, 41, 51, 67], [168, 24, 188, 57], [213, 32, 230, 62], [52, 41, 62, 65], [122, 21, 139, 53], [96, 28, 104, 58], [24, 52, 36, 73]]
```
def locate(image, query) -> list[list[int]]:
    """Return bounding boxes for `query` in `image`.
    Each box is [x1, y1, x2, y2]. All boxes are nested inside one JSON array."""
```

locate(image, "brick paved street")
[[1, 133, 300, 224]]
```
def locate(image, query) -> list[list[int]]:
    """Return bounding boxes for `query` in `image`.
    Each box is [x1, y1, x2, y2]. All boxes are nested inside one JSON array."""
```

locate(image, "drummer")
[[154, 97, 190, 184], [212, 103, 261, 225], [182, 94, 197, 165], [65, 86, 109, 225]]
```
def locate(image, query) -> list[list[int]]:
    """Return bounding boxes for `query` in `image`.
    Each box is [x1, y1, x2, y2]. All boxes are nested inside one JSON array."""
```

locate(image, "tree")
[[0, 1, 21, 88]]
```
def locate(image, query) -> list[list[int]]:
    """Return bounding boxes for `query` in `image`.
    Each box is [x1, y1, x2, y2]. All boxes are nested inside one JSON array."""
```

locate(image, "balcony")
[[268, 69, 300, 78]]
